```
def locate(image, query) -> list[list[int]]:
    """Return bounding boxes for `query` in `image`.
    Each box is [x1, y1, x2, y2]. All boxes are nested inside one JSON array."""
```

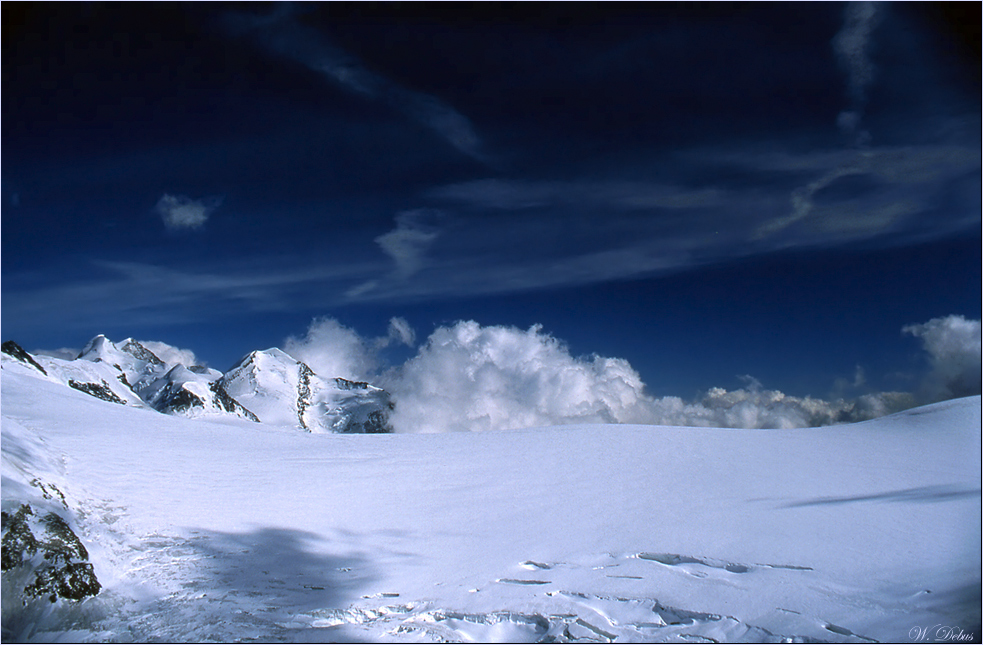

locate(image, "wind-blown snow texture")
[[1, 349, 980, 643]]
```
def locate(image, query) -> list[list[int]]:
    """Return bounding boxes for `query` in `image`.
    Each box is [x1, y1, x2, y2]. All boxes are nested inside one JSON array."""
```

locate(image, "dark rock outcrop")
[[1, 341, 48, 376], [153, 377, 259, 422], [1, 504, 101, 603], [360, 409, 392, 434], [1, 506, 39, 571], [119, 339, 163, 366], [335, 377, 369, 390], [297, 363, 315, 429], [68, 380, 126, 405], [158, 384, 207, 414], [210, 381, 260, 422]]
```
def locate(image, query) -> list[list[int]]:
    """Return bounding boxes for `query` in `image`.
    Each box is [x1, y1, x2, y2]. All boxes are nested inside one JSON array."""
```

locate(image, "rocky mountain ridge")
[[1, 337, 393, 434]]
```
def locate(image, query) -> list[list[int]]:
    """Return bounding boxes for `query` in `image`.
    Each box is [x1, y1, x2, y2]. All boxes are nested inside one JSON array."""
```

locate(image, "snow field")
[[2, 366, 980, 642]]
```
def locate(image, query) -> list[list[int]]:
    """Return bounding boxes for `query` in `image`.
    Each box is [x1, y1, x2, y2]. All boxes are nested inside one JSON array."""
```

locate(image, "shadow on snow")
[[6, 526, 379, 643]]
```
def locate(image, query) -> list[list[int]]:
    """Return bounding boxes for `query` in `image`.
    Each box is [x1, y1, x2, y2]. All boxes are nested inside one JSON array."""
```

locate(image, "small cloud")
[[137, 340, 201, 367], [852, 364, 866, 388], [349, 209, 443, 297], [385, 316, 416, 347], [375, 209, 442, 279], [156, 194, 221, 231]]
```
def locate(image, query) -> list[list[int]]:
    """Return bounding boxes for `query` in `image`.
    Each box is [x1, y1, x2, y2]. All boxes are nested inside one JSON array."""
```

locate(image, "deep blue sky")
[[2, 2, 980, 399]]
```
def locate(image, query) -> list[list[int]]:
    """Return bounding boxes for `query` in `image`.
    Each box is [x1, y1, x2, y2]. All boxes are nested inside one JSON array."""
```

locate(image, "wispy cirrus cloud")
[[758, 2, 883, 240], [429, 178, 726, 212], [833, 1, 880, 145], [734, 142, 980, 243], [339, 135, 978, 305], [230, 9, 485, 162], [3, 258, 380, 332]]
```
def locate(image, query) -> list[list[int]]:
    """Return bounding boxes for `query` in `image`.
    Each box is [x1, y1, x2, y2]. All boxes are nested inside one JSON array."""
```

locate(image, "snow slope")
[[1, 362, 980, 643]]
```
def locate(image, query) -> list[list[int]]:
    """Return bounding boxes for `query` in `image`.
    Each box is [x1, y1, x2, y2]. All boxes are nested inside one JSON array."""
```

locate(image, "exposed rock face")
[[1, 341, 47, 376], [1, 504, 101, 603], [119, 339, 164, 366], [361, 409, 393, 434], [1, 506, 39, 571], [297, 363, 315, 429], [335, 377, 369, 390], [157, 384, 207, 414], [68, 379, 127, 405], [149, 365, 260, 422], [210, 381, 260, 422]]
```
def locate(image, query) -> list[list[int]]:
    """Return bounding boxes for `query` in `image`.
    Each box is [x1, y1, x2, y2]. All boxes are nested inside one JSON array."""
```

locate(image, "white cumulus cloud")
[[283, 317, 376, 381], [903, 315, 982, 401], [382, 321, 655, 433], [380, 322, 920, 433]]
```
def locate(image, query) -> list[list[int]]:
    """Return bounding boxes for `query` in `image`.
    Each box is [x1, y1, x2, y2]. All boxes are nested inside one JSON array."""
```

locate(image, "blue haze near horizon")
[[2, 2, 980, 400]]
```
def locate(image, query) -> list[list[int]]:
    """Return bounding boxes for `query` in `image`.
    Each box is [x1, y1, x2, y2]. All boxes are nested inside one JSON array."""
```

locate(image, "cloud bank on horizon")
[[377, 315, 979, 433], [201, 313, 980, 433], [29, 314, 980, 432]]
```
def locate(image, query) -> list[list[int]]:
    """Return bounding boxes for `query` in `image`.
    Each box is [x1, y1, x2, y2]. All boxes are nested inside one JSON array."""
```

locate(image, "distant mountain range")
[[0, 337, 393, 433]]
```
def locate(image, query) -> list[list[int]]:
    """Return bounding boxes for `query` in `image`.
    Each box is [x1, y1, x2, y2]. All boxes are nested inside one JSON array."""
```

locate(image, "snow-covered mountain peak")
[[220, 348, 392, 433], [77, 334, 117, 361], [220, 349, 310, 427], [228, 347, 300, 373]]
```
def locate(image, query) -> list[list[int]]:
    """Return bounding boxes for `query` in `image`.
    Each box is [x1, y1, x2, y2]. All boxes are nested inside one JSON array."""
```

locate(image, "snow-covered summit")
[[76, 335, 166, 394], [220, 348, 393, 433]]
